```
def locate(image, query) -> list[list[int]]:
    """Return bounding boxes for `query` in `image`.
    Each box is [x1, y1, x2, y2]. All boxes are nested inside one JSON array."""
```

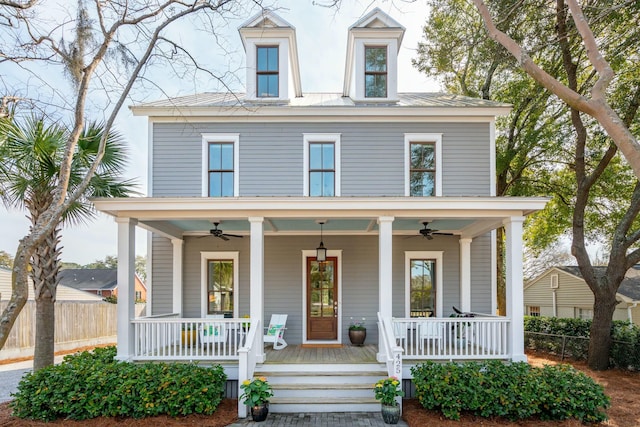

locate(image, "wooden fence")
[[0, 301, 145, 360]]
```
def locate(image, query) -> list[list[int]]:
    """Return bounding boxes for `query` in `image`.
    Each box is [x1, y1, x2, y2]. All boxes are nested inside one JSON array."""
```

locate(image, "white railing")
[[131, 317, 251, 361], [238, 319, 261, 418], [392, 317, 509, 359], [378, 313, 404, 411]]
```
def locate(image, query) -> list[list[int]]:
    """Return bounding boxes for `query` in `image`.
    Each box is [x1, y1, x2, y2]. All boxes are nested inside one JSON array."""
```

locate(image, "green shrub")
[[411, 361, 609, 423], [10, 346, 227, 421]]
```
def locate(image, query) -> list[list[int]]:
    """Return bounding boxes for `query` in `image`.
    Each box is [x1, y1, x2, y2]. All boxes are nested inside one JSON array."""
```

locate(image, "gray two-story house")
[[94, 8, 547, 416]]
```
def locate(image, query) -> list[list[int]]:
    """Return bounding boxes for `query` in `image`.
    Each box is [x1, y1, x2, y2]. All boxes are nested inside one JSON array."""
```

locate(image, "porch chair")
[[263, 314, 288, 350], [200, 314, 228, 344], [418, 321, 444, 353]]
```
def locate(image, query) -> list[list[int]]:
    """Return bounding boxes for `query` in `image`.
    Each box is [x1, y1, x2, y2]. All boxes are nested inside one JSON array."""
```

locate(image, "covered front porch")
[[94, 196, 546, 416]]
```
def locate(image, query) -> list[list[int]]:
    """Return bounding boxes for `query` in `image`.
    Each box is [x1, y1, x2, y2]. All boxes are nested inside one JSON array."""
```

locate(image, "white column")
[[171, 239, 183, 316], [504, 216, 526, 362], [249, 217, 265, 362], [115, 217, 137, 361], [378, 216, 394, 360], [459, 238, 472, 313]]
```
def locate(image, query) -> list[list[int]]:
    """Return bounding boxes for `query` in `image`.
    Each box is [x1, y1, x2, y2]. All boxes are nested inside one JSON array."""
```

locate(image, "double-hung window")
[[309, 142, 335, 197], [257, 46, 279, 97], [410, 142, 436, 196], [201, 251, 239, 318], [365, 46, 387, 98], [208, 142, 234, 197]]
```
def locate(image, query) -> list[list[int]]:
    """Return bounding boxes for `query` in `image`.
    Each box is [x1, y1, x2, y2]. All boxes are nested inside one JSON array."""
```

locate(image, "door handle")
[[333, 301, 338, 317]]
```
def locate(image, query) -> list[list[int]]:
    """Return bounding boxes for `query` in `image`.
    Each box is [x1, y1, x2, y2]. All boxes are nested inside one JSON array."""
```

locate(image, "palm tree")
[[0, 117, 135, 370]]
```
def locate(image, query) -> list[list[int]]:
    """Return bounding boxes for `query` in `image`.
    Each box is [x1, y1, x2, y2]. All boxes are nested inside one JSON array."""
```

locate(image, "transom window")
[[410, 142, 436, 196], [208, 142, 234, 197], [207, 259, 234, 317], [309, 142, 335, 197], [365, 46, 387, 98], [257, 46, 279, 97], [409, 259, 436, 317]]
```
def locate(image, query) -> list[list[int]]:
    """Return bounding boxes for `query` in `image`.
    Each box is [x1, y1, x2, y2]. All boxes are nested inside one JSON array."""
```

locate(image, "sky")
[[0, 0, 439, 265]]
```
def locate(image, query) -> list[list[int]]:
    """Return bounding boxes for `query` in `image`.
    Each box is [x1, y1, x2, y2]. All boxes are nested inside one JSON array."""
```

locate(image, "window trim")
[[364, 45, 388, 98], [405, 251, 443, 318], [201, 134, 239, 197], [303, 133, 341, 196], [201, 251, 239, 318], [256, 45, 279, 98], [404, 133, 442, 197]]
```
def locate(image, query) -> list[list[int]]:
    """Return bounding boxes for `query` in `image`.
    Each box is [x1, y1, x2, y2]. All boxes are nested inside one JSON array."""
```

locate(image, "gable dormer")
[[239, 10, 302, 101], [343, 8, 405, 102]]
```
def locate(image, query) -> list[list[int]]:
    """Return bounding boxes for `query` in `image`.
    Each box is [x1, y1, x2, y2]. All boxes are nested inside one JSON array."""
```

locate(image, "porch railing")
[[131, 317, 250, 361], [392, 316, 509, 359], [378, 312, 404, 411], [238, 319, 260, 418]]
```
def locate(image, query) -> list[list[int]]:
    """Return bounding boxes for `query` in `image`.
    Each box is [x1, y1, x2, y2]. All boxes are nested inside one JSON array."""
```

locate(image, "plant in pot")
[[240, 377, 273, 422], [374, 376, 404, 424], [181, 323, 196, 346], [348, 317, 367, 346]]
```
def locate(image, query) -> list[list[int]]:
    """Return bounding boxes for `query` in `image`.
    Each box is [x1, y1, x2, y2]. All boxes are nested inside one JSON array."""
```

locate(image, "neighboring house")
[[93, 9, 547, 415], [524, 266, 640, 325], [59, 268, 147, 301], [0, 267, 104, 302]]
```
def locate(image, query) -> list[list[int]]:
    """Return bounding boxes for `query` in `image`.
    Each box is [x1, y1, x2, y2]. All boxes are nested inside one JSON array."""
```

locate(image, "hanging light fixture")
[[316, 221, 327, 262]]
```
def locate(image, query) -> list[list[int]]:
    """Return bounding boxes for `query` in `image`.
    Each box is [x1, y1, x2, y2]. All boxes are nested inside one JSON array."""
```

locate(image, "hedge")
[[10, 346, 227, 421], [411, 360, 610, 423], [524, 316, 640, 370]]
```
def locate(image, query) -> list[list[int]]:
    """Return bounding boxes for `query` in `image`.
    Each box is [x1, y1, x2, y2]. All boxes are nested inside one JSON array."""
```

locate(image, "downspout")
[[628, 302, 638, 324], [552, 289, 557, 317]]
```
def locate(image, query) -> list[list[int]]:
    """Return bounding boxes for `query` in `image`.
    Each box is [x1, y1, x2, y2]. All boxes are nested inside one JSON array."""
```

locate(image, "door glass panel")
[[309, 259, 335, 318], [208, 260, 234, 316], [410, 259, 435, 317]]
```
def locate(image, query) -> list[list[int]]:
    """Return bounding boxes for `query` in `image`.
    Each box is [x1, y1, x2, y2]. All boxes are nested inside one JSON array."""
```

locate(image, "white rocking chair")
[[419, 320, 444, 353], [263, 314, 288, 350]]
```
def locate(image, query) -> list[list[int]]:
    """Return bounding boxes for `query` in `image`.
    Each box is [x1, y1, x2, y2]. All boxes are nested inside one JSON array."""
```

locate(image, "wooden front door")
[[307, 257, 338, 340]]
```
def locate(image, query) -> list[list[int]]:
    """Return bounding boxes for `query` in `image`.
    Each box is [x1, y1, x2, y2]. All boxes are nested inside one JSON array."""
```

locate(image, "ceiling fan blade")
[[433, 232, 453, 236], [217, 235, 230, 241], [222, 233, 244, 238], [426, 234, 433, 240]]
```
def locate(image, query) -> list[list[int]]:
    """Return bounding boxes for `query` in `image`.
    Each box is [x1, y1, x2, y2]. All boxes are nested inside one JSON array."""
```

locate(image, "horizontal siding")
[[152, 122, 491, 197], [160, 233, 492, 346], [151, 236, 173, 315], [470, 234, 492, 314]]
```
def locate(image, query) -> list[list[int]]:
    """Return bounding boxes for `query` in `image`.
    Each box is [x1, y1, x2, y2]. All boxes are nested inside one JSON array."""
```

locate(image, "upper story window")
[[303, 134, 341, 197], [405, 134, 442, 197], [202, 134, 239, 197], [257, 46, 279, 97], [309, 143, 335, 197], [364, 46, 387, 98]]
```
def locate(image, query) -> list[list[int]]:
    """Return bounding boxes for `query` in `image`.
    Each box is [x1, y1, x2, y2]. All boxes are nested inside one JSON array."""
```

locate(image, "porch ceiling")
[[92, 196, 548, 240]]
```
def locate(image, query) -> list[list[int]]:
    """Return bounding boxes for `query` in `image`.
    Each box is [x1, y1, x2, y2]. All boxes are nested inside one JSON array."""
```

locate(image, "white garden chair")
[[263, 314, 288, 350], [418, 320, 443, 353]]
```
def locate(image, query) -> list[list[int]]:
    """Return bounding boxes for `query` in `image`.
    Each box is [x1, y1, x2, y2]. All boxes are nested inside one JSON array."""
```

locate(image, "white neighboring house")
[[93, 8, 548, 416], [0, 267, 104, 302], [524, 266, 640, 325]]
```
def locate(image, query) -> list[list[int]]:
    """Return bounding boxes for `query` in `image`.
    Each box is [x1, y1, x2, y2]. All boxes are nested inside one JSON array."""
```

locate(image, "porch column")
[[171, 239, 183, 316], [459, 238, 472, 312], [504, 216, 526, 362], [378, 216, 394, 360], [249, 217, 265, 362], [115, 217, 137, 361]]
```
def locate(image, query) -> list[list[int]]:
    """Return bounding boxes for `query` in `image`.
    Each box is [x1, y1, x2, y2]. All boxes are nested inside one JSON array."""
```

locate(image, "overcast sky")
[[0, 0, 439, 265]]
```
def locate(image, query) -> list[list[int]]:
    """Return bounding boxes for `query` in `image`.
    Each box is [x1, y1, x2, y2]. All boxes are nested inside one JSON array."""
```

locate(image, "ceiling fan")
[[205, 222, 243, 241], [418, 222, 453, 240]]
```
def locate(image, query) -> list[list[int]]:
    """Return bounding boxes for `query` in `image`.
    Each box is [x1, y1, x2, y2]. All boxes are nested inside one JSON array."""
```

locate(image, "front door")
[[307, 257, 338, 340]]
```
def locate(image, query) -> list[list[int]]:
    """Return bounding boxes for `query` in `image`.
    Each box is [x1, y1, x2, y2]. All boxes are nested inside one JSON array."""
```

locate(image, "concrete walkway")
[[228, 412, 408, 426], [0, 356, 66, 403]]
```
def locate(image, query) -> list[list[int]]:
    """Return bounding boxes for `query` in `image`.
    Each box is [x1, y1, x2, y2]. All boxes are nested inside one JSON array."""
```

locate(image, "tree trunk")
[[588, 290, 618, 370], [30, 226, 61, 371], [496, 227, 506, 315]]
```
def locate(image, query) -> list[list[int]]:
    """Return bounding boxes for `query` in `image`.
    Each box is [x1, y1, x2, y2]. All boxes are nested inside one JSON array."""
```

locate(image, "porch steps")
[[254, 362, 386, 413]]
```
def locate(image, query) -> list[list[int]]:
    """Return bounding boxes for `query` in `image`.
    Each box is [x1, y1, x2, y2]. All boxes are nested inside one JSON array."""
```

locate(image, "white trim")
[[171, 239, 183, 316], [146, 230, 153, 315], [201, 133, 240, 197], [404, 251, 444, 318], [489, 119, 496, 196], [302, 133, 341, 197], [244, 38, 290, 101], [490, 229, 497, 315], [301, 249, 343, 345], [404, 133, 443, 197], [200, 251, 239, 318], [459, 238, 472, 312], [147, 121, 153, 197], [142, 114, 509, 123], [353, 41, 398, 101]]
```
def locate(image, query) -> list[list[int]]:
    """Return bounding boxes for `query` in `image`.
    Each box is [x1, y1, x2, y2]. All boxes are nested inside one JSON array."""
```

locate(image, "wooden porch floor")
[[264, 345, 378, 364]]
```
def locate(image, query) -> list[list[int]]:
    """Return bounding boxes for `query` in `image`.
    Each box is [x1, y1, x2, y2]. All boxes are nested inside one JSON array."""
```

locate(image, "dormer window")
[[257, 46, 279, 97], [365, 46, 387, 98]]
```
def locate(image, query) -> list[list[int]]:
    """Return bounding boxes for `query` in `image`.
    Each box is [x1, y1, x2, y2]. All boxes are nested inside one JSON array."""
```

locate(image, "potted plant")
[[181, 324, 196, 346], [240, 377, 273, 422], [374, 376, 404, 424], [348, 317, 367, 346]]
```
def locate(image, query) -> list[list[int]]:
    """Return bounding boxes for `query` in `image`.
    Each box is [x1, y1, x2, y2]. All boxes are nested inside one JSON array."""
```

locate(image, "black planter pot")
[[381, 404, 400, 424], [251, 403, 269, 422], [349, 329, 366, 346]]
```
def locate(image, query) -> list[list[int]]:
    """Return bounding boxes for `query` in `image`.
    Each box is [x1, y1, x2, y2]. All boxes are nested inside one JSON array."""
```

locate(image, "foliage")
[[81, 254, 147, 282], [102, 295, 117, 304], [240, 377, 273, 407], [0, 250, 13, 269], [411, 360, 609, 423], [10, 346, 227, 421], [348, 317, 366, 330], [524, 316, 640, 370], [373, 376, 404, 406]]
